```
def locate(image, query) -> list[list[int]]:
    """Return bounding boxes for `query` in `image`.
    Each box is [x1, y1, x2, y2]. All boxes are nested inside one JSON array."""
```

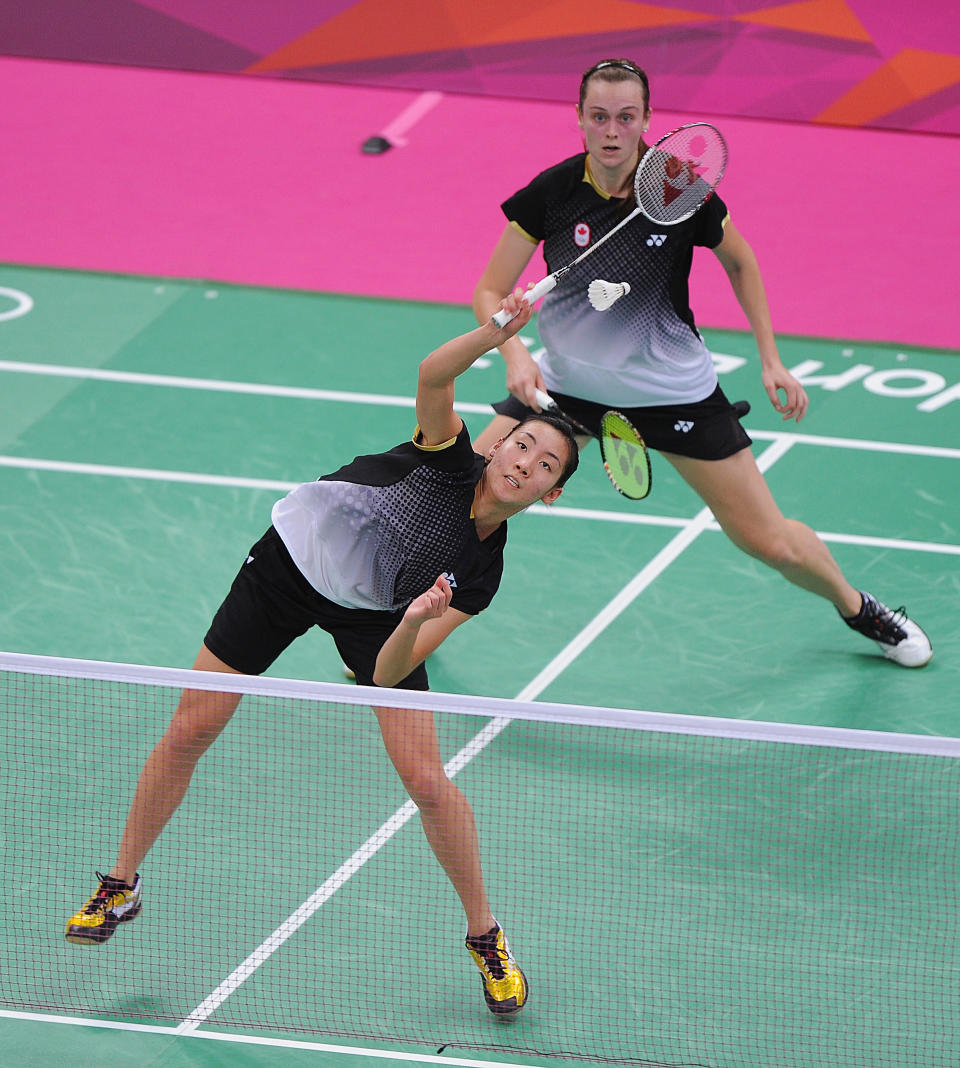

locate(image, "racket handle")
[[533, 388, 557, 411], [491, 275, 558, 327]]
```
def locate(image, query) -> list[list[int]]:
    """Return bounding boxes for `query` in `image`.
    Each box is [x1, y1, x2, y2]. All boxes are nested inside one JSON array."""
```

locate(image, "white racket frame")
[[492, 122, 726, 327]]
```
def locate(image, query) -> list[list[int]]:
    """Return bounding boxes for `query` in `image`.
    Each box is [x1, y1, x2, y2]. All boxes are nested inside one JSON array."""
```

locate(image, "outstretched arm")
[[472, 225, 547, 410], [372, 576, 471, 688], [416, 289, 533, 445], [712, 221, 809, 423]]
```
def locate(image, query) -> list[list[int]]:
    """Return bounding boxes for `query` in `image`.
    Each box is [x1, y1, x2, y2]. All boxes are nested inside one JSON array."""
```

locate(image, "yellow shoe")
[[465, 923, 529, 1015], [65, 872, 142, 945]]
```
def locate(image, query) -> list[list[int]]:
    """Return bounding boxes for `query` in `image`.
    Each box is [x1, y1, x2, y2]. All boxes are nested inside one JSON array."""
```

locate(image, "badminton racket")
[[534, 389, 651, 500], [493, 122, 727, 327]]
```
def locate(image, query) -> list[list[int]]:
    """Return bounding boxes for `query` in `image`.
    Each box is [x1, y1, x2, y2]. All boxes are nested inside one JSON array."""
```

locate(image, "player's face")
[[486, 423, 568, 507], [578, 78, 650, 173]]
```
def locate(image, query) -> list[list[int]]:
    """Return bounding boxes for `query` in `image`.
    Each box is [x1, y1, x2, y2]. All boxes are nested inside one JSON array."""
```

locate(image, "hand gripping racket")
[[493, 122, 727, 327], [534, 389, 651, 500]]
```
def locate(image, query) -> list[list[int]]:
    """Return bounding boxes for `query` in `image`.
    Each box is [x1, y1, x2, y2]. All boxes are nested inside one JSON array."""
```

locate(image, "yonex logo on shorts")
[[647, 234, 667, 247], [442, 572, 458, 588], [674, 420, 694, 433], [574, 222, 591, 247]]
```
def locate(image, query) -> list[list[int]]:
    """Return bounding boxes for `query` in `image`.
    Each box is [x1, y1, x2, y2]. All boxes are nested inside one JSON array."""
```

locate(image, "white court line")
[[3, 453, 957, 556], [177, 719, 516, 1032], [0, 455, 296, 492], [514, 436, 795, 700], [0, 1009, 550, 1067], [3, 357, 959, 458], [0, 359, 489, 415]]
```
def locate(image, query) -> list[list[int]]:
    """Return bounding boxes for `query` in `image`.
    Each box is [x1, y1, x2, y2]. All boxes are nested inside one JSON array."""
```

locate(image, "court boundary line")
[[2, 358, 960, 459], [2, 454, 957, 557], [0, 359, 488, 414], [0, 1009, 552, 1067]]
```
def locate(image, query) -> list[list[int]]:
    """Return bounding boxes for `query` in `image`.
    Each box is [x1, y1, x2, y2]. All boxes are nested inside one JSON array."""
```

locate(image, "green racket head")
[[599, 410, 651, 500]]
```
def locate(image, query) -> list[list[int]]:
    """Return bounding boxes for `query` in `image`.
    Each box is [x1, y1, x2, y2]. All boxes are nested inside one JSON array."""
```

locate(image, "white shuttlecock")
[[588, 279, 630, 311]]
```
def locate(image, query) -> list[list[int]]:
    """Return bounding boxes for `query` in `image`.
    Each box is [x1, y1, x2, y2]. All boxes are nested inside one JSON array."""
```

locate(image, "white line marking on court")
[[177, 803, 420, 1030], [3, 454, 958, 556], [0, 359, 489, 416], [3, 359, 960, 458], [176, 714, 515, 1032], [514, 437, 796, 701], [0, 287, 33, 321], [0, 455, 296, 491], [0, 1009, 551, 1067], [747, 427, 960, 459], [379, 90, 444, 147], [705, 522, 960, 556]]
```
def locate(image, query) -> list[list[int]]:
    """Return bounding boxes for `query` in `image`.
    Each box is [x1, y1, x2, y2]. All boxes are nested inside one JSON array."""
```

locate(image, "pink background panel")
[[1, 57, 957, 351], [4, 1, 960, 134]]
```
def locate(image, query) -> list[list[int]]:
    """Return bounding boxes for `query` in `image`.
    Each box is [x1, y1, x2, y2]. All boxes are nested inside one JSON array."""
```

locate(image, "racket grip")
[[491, 275, 558, 327], [533, 389, 557, 411]]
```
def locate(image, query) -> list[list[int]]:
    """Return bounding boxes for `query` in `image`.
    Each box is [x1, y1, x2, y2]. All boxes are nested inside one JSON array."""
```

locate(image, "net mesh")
[[2, 652, 959, 1067], [635, 123, 728, 225]]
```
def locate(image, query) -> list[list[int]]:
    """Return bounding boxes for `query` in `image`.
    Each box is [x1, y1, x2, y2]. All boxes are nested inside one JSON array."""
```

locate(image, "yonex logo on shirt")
[[674, 420, 694, 433], [647, 234, 667, 247]]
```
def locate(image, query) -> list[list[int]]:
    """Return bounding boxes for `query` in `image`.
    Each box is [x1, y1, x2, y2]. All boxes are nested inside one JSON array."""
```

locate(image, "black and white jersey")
[[503, 153, 729, 407], [271, 424, 505, 615]]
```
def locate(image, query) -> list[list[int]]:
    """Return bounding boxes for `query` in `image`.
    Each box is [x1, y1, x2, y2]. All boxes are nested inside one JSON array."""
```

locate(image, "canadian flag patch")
[[574, 222, 591, 247]]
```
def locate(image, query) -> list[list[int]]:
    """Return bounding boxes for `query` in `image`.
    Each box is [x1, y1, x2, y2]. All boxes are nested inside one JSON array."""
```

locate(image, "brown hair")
[[578, 58, 650, 113]]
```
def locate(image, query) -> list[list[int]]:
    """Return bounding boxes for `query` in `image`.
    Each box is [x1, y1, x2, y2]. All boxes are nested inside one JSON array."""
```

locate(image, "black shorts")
[[493, 383, 752, 461], [204, 527, 429, 691]]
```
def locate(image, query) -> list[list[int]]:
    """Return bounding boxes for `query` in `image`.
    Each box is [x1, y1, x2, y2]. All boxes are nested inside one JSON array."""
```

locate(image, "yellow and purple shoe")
[[65, 872, 142, 945], [465, 922, 529, 1015]]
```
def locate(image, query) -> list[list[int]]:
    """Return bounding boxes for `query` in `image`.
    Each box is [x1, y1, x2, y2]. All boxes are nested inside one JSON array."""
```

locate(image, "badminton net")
[[1, 650, 958, 1068]]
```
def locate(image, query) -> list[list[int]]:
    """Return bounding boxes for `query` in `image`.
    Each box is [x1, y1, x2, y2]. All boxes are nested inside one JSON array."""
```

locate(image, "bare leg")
[[374, 705, 495, 937], [664, 448, 862, 615], [111, 645, 243, 884]]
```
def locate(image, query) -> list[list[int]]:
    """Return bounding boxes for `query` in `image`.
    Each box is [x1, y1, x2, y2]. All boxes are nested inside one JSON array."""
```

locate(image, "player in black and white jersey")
[[65, 290, 579, 1016], [473, 58, 931, 671]]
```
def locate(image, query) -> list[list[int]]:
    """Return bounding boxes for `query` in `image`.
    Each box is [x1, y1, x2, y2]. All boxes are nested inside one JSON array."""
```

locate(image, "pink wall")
[[1, 57, 957, 350], [3, 1, 960, 134]]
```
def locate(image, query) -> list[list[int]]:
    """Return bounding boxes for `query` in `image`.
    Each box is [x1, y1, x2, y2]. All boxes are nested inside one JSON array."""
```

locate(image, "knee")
[[163, 690, 237, 757], [731, 521, 804, 571], [401, 765, 453, 810]]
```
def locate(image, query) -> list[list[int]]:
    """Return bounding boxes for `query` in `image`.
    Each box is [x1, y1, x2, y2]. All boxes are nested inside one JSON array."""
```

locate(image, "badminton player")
[[65, 290, 579, 1016], [472, 58, 931, 668]]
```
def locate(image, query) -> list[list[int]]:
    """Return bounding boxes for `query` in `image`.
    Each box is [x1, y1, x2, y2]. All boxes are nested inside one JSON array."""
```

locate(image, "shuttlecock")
[[588, 279, 630, 311]]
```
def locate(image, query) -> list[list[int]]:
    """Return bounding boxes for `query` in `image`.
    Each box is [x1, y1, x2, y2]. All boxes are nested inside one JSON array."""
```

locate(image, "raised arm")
[[712, 221, 809, 422], [473, 225, 547, 410], [416, 289, 533, 446]]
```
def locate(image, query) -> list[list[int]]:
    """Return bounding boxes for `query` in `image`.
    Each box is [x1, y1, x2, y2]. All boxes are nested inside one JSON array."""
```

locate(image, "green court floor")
[[1, 265, 959, 1067]]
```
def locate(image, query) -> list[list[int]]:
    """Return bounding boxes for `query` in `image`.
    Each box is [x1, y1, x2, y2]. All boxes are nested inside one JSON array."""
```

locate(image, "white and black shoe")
[[840, 591, 932, 668]]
